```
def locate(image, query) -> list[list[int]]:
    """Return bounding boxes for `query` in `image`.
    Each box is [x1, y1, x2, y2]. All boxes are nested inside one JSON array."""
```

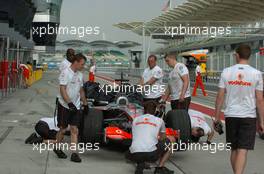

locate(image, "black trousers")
[[171, 97, 191, 111], [143, 97, 161, 104]]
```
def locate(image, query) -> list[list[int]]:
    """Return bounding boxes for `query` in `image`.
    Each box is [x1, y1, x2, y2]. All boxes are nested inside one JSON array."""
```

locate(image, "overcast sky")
[[57, 0, 187, 44]]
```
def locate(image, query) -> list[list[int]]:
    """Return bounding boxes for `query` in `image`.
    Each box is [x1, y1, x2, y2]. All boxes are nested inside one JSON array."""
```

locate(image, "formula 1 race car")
[[79, 75, 192, 146]]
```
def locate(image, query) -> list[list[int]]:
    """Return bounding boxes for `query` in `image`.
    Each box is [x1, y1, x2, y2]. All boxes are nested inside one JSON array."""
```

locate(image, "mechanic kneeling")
[[189, 109, 214, 143], [25, 117, 62, 144], [126, 101, 175, 174], [25, 116, 72, 144]]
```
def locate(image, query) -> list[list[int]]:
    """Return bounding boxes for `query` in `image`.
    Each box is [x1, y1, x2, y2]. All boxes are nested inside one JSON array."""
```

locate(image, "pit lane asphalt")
[[0, 71, 263, 174]]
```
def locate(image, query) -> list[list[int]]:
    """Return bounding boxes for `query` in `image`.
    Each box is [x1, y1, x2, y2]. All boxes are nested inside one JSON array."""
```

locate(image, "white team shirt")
[[58, 67, 83, 109], [89, 65, 96, 74], [142, 65, 164, 99], [188, 109, 211, 135], [59, 59, 71, 72], [168, 63, 191, 100], [129, 114, 166, 153], [39, 117, 59, 131], [195, 65, 201, 76], [219, 64, 263, 118]]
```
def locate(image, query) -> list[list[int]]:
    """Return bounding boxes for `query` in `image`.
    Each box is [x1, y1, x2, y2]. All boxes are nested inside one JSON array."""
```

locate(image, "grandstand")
[[91, 49, 129, 67], [39, 39, 140, 68]]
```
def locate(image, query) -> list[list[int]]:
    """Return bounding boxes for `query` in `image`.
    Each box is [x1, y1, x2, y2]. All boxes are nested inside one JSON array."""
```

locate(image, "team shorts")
[[57, 102, 81, 128], [125, 138, 171, 163], [225, 117, 256, 150]]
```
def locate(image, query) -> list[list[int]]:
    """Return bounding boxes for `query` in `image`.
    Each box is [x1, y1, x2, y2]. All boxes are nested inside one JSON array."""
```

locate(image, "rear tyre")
[[81, 109, 103, 144], [165, 109, 191, 143]]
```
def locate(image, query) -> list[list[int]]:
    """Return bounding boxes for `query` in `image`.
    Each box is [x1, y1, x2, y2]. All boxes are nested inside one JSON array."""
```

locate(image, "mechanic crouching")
[[126, 101, 175, 174]]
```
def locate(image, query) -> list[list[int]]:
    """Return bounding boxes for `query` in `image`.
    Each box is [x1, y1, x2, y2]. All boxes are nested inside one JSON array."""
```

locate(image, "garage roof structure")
[[114, 0, 264, 36]]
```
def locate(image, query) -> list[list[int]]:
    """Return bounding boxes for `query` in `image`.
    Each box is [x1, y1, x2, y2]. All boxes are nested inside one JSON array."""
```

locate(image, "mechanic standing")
[[59, 48, 75, 72], [19, 63, 30, 88], [214, 44, 264, 174], [89, 59, 96, 82], [192, 63, 207, 96], [162, 53, 191, 110], [57, 49, 75, 100], [140, 55, 164, 103], [54, 53, 89, 163]]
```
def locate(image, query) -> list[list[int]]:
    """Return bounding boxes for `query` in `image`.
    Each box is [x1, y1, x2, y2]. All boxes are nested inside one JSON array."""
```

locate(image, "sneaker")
[[135, 163, 144, 174], [135, 168, 143, 174], [25, 133, 38, 144], [162, 167, 174, 174], [32, 137, 43, 144], [71, 153, 82, 163], [260, 133, 264, 140], [143, 162, 151, 169], [53, 149, 67, 159], [135, 163, 146, 174], [154, 167, 174, 174], [154, 167, 162, 174]]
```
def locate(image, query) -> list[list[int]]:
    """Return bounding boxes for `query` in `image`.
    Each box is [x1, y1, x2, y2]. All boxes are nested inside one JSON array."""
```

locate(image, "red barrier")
[[260, 47, 264, 56], [0, 59, 9, 89], [11, 60, 18, 88]]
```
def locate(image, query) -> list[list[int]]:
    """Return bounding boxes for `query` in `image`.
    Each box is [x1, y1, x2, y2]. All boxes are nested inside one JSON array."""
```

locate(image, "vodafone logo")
[[237, 73, 244, 80], [227, 73, 252, 87]]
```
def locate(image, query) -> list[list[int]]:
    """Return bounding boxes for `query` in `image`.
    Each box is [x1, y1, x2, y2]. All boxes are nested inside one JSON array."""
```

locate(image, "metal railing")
[[96, 66, 222, 84], [0, 69, 22, 100]]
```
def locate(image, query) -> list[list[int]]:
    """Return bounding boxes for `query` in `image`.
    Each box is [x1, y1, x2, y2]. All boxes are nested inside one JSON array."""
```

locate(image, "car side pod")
[[105, 127, 132, 141], [104, 127, 179, 142], [165, 128, 179, 139]]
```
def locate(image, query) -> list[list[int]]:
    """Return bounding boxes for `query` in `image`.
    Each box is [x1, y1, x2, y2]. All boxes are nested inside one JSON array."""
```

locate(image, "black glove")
[[214, 121, 224, 135], [83, 104, 89, 114], [68, 102, 78, 113]]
